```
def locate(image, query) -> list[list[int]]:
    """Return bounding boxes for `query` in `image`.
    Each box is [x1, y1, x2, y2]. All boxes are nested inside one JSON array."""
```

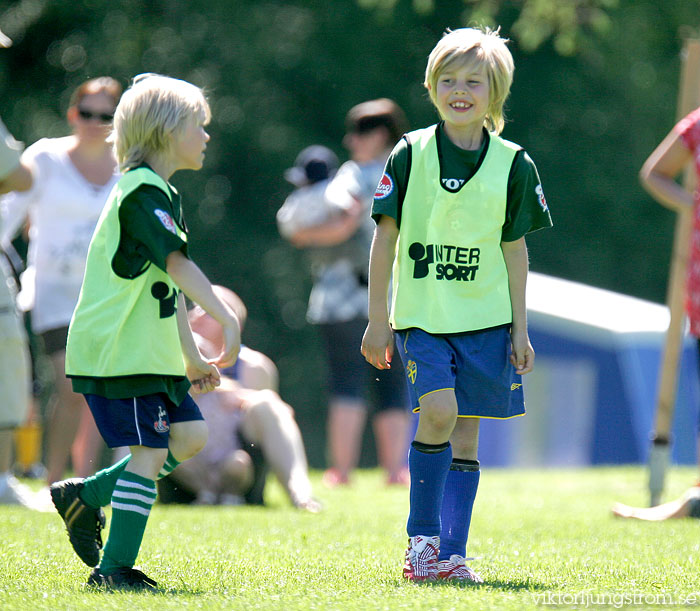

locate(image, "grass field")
[[0, 466, 698, 610]]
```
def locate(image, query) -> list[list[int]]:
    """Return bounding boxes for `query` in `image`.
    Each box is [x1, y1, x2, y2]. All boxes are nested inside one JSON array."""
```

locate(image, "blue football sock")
[[406, 440, 452, 537], [439, 459, 480, 560]]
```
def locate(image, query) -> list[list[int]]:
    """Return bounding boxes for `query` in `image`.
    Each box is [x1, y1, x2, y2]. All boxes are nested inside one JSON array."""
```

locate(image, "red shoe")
[[437, 555, 483, 583], [403, 535, 439, 582], [322, 468, 349, 488]]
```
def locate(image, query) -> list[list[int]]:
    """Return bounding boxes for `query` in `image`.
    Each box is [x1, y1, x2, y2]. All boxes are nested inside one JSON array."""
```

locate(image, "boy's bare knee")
[[170, 420, 208, 461], [419, 397, 457, 436], [187, 421, 209, 457], [128, 446, 169, 480], [450, 418, 480, 459]]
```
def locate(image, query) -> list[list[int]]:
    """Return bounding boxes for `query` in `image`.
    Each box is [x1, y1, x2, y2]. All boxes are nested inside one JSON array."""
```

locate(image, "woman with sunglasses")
[[1, 77, 122, 486]]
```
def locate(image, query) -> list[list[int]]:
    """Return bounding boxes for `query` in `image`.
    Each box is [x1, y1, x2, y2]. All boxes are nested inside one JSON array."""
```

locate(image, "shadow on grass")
[[482, 578, 548, 592], [85, 586, 207, 596], [83, 581, 208, 596], [413, 578, 548, 591]]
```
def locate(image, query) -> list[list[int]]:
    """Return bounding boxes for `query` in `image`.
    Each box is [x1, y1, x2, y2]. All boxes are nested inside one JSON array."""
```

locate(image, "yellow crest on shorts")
[[406, 360, 417, 384]]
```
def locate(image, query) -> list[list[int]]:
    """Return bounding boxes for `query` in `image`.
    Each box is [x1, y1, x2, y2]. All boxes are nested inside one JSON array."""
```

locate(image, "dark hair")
[[69, 77, 122, 109], [345, 98, 408, 143]]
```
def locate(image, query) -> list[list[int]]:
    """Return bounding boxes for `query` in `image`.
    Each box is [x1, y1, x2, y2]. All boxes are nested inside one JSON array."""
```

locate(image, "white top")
[[0, 137, 120, 333]]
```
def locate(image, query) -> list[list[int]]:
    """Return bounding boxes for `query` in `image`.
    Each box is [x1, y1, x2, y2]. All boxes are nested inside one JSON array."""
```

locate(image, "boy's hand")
[[187, 359, 221, 394], [510, 329, 534, 375], [361, 321, 394, 370], [214, 320, 241, 369]]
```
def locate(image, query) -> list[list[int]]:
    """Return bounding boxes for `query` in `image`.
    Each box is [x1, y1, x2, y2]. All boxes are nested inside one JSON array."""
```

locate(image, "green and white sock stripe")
[[101, 471, 157, 574], [112, 472, 157, 516], [157, 450, 181, 480], [81, 449, 180, 509]]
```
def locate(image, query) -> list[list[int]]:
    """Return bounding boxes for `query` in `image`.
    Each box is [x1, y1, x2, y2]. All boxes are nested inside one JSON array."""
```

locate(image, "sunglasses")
[[77, 108, 114, 122], [349, 115, 391, 135]]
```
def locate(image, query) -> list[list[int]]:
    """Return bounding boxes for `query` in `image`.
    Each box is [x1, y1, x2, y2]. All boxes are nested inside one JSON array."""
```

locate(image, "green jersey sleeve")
[[371, 137, 410, 225], [114, 184, 188, 277], [501, 150, 552, 242]]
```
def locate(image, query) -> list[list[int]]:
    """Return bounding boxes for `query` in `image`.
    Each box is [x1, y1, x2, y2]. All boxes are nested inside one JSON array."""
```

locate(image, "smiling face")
[[170, 113, 210, 171], [431, 57, 490, 141]]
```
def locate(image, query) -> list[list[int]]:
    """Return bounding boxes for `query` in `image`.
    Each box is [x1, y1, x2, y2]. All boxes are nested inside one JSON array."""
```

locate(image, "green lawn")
[[0, 466, 698, 610]]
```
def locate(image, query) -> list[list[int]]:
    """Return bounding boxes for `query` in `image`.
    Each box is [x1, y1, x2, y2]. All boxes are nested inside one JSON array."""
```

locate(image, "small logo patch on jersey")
[[374, 173, 394, 200], [406, 360, 417, 384], [441, 178, 465, 192], [511, 383, 522, 391], [154, 209, 177, 234], [154, 406, 169, 433], [535, 184, 548, 212]]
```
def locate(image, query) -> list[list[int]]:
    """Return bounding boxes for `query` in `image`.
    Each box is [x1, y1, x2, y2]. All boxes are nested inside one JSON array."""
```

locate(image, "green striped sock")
[[100, 471, 157, 574], [79, 454, 131, 509], [157, 450, 181, 479], [79, 450, 180, 509]]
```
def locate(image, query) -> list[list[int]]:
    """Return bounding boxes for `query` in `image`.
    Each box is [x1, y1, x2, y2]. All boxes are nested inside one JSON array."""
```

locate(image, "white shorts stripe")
[[113, 490, 156, 505], [112, 501, 152, 517], [133, 398, 143, 446]]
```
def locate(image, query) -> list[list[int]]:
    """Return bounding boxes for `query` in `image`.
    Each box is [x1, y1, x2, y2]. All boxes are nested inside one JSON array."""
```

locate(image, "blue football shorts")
[[84, 392, 203, 449], [395, 326, 525, 419]]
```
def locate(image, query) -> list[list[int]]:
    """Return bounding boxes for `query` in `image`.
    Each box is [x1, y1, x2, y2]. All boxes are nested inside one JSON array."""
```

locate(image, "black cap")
[[284, 145, 339, 187]]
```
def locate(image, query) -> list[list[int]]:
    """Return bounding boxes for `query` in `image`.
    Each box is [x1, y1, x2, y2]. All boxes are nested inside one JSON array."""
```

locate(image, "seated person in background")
[[158, 286, 321, 512], [612, 483, 700, 521]]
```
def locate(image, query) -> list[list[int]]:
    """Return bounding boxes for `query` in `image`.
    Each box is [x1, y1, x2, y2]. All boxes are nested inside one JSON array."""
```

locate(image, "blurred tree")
[[359, 0, 619, 54], [0, 0, 696, 466]]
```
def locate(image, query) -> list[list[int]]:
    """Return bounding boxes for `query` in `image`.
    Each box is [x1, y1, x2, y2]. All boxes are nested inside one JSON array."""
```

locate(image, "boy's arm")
[[176, 292, 220, 393], [501, 237, 534, 375], [361, 215, 398, 370], [166, 250, 241, 368]]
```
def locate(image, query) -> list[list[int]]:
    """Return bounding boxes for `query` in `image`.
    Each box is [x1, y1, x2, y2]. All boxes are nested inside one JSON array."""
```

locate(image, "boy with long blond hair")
[[362, 28, 552, 582], [51, 74, 240, 590]]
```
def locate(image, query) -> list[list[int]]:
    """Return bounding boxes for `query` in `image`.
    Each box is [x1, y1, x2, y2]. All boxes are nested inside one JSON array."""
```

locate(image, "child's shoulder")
[[492, 132, 523, 153], [404, 124, 439, 144], [119, 166, 173, 200]]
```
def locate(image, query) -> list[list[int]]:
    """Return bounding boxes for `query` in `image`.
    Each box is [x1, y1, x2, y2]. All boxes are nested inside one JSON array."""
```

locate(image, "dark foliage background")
[[2, 0, 698, 466]]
